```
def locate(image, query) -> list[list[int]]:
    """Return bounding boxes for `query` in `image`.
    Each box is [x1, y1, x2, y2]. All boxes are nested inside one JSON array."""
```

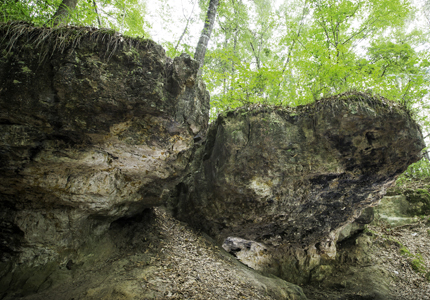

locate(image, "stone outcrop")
[[173, 94, 424, 282], [373, 195, 420, 226], [372, 186, 430, 227], [0, 23, 209, 266], [0, 23, 426, 299]]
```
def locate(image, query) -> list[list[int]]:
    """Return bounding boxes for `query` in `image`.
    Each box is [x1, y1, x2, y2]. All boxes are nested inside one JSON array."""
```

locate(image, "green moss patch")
[[399, 245, 428, 274], [404, 188, 430, 215]]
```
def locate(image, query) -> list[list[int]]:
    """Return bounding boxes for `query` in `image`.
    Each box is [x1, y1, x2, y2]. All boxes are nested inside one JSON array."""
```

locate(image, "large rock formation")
[[173, 94, 424, 282], [0, 23, 426, 299], [0, 23, 209, 266]]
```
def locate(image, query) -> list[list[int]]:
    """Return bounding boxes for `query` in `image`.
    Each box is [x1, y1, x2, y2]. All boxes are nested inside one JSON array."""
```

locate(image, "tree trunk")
[[51, 0, 79, 25], [93, 0, 101, 27], [194, 0, 219, 75]]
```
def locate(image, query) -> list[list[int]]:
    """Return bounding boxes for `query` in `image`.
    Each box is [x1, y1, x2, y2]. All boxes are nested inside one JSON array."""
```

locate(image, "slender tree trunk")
[[231, 28, 237, 76], [93, 0, 101, 27], [51, 0, 78, 25], [194, 0, 220, 74], [223, 32, 229, 95], [425, 1, 430, 27]]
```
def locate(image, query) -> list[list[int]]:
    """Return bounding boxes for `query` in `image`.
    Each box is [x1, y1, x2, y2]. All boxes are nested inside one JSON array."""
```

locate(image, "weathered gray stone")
[[0, 23, 209, 265], [222, 236, 272, 271], [174, 93, 424, 283], [372, 186, 430, 227], [372, 195, 420, 227], [337, 206, 374, 242]]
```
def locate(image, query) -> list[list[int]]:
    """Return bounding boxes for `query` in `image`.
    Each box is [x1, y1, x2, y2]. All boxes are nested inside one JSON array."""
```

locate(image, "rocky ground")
[[371, 221, 430, 300], [4, 205, 429, 300], [304, 215, 430, 300], [3, 207, 305, 300], [3, 187, 430, 300]]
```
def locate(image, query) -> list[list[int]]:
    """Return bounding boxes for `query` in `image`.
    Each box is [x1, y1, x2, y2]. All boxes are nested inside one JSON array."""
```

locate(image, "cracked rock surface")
[[0, 24, 209, 266], [174, 94, 424, 283], [0, 24, 426, 300]]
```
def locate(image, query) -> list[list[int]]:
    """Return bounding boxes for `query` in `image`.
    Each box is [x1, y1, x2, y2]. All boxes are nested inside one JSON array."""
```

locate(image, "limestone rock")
[[222, 236, 272, 271], [372, 185, 430, 227], [174, 93, 424, 282], [403, 188, 430, 215], [337, 206, 374, 242], [373, 195, 420, 227], [0, 23, 209, 265]]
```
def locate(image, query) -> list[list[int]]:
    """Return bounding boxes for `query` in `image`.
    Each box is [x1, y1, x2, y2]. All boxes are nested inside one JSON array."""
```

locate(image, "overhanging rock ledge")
[[173, 93, 425, 282], [0, 23, 209, 266]]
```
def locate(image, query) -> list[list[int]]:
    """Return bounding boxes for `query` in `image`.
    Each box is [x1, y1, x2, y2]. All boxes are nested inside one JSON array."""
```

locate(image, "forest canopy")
[[1, 0, 430, 180]]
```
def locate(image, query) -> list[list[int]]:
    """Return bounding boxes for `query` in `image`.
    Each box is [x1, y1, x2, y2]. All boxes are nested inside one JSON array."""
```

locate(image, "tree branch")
[[175, 0, 197, 50], [93, 0, 101, 27]]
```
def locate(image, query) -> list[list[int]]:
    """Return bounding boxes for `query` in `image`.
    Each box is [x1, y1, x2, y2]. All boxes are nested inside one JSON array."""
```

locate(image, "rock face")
[[373, 195, 420, 227], [373, 187, 430, 227], [337, 206, 374, 242], [0, 24, 426, 299], [174, 94, 424, 282], [222, 236, 273, 271], [0, 23, 209, 266]]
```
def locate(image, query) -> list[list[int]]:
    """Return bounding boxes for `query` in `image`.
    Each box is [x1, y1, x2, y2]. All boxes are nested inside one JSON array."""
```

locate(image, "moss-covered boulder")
[[372, 195, 420, 227], [404, 188, 430, 215], [174, 92, 424, 283], [372, 182, 430, 227]]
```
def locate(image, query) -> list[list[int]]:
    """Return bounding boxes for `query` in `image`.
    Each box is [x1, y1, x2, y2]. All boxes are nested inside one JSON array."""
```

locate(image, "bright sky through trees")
[[146, 0, 202, 44]]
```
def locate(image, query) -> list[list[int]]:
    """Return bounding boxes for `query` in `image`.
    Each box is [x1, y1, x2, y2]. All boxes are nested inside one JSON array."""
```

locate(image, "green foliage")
[[157, 0, 200, 58], [363, 225, 378, 237], [0, 0, 150, 38], [397, 157, 430, 184], [203, 0, 430, 129], [96, 0, 150, 38], [411, 256, 426, 273], [400, 245, 428, 273], [0, 0, 61, 25], [400, 246, 411, 256]]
